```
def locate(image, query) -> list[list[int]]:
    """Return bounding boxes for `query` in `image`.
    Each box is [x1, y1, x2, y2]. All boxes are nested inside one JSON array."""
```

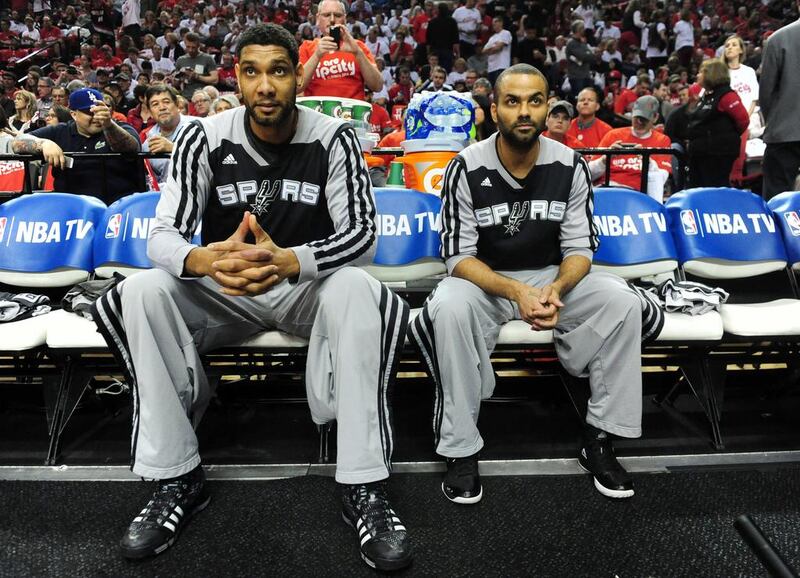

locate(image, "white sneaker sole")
[[441, 481, 483, 504], [578, 462, 634, 499]]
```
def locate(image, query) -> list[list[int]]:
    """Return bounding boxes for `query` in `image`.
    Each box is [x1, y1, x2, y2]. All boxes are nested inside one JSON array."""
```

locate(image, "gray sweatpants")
[[410, 266, 642, 458], [92, 267, 409, 484]]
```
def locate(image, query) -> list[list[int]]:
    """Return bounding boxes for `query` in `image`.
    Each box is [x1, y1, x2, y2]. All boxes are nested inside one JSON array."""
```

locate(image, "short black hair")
[[493, 63, 549, 101], [145, 83, 179, 106], [236, 23, 298, 67]]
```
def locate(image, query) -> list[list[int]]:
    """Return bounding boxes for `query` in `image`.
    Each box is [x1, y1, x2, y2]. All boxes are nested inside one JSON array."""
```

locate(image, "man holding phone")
[[298, 0, 383, 100], [12, 87, 143, 204], [589, 95, 672, 202], [174, 32, 219, 100]]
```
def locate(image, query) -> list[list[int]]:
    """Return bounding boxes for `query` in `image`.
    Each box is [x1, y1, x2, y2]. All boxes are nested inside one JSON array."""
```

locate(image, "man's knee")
[[320, 267, 378, 307], [119, 268, 181, 307], [429, 279, 480, 326]]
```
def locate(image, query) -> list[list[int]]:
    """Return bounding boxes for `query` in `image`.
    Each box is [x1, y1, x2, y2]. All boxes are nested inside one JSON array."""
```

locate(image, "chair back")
[[592, 187, 678, 279], [0, 193, 105, 287], [665, 187, 787, 279], [767, 191, 800, 271], [364, 187, 446, 281]]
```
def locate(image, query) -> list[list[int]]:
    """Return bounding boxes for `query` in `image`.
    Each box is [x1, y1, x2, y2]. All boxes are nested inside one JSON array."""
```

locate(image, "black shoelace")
[[354, 483, 398, 538], [137, 481, 188, 527]]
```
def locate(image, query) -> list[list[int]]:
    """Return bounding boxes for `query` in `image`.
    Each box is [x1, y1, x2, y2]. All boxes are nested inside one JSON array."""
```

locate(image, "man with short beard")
[[411, 63, 643, 505], [91, 24, 412, 572]]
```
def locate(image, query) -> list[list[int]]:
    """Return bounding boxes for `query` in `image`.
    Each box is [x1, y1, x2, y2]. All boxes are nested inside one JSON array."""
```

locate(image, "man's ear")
[[296, 62, 304, 91]]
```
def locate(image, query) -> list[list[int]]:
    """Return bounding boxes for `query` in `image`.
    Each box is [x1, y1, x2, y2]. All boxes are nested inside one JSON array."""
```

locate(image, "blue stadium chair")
[[593, 187, 723, 342], [93, 191, 159, 278], [666, 187, 800, 338], [362, 187, 447, 282], [767, 191, 800, 275], [0, 193, 105, 352]]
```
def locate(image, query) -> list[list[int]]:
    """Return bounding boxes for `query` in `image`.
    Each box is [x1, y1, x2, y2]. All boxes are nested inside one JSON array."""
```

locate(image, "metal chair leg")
[[318, 422, 332, 464]]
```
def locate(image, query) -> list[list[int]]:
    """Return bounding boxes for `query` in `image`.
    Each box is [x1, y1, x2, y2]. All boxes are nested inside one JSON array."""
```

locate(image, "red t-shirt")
[[369, 103, 392, 135], [596, 128, 672, 190], [299, 39, 376, 100], [39, 26, 62, 42], [389, 41, 414, 62], [378, 129, 406, 166], [217, 66, 238, 91], [387, 82, 413, 105], [542, 131, 581, 149], [567, 117, 613, 148], [411, 13, 429, 45], [614, 88, 640, 115]]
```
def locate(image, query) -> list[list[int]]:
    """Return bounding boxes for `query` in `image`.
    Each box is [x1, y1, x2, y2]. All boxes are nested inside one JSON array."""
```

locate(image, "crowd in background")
[[0, 0, 798, 196]]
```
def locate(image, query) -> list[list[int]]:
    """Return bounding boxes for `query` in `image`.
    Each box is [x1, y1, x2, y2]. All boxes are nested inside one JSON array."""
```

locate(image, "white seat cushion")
[[720, 299, 800, 336], [497, 320, 554, 345], [655, 311, 723, 341], [235, 331, 309, 349], [0, 313, 50, 351], [45, 309, 106, 349], [409, 310, 554, 346]]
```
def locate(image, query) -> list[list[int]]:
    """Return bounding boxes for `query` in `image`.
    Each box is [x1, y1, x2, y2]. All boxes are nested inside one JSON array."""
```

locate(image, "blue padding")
[[0, 193, 106, 272], [665, 187, 787, 263], [94, 191, 160, 269], [593, 187, 677, 265], [373, 188, 442, 265], [767, 191, 800, 266], [94, 191, 200, 269]]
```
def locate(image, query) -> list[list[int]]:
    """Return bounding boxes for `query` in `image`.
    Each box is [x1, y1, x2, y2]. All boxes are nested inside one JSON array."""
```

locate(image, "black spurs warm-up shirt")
[[440, 133, 598, 274], [147, 105, 377, 283]]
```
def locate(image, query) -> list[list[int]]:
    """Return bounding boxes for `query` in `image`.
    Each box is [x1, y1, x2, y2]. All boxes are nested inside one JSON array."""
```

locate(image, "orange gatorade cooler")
[[400, 139, 464, 196]]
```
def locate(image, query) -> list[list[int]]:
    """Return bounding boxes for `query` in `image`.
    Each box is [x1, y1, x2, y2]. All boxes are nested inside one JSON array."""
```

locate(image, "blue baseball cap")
[[69, 87, 104, 112]]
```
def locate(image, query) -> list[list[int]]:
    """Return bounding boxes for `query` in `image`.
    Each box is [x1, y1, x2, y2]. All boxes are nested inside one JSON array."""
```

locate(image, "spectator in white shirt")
[[674, 9, 695, 67], [453, 0, 482, 59], [484, 17, 512, 84], [365, 26, 390, 60]]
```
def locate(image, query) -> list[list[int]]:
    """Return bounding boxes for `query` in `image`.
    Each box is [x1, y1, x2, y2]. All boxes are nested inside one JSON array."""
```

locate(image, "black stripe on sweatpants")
[[377, 285, 409, 472], [91, 286, 141, 469], [409, 301, 445, 447]]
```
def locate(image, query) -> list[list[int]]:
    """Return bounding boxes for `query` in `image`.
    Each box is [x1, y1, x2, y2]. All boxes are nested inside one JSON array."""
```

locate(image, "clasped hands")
[[205, 212, 299, 296], [515, 282, 564, 331]]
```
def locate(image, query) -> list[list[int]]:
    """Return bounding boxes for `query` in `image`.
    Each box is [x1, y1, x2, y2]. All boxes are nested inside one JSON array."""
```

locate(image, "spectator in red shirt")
[[614, 73, 651, 124], [93, 45, 122, 69], [590, 95, 673, 202], [568, 86, 612, 147], [298, 0, 383, 100], [686, 58, 749, 187], [542, 100, 581, 148], [216, 50, 238, 92], [388, 28, 414, 66], [387, 66, 414, 105]]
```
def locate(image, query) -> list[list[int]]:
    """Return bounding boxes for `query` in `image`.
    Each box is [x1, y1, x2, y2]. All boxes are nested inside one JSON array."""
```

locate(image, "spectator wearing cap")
[[15, 87, 143, 204], [685, 58, 748, 188], [590, 95, 672, 202], [141, 84, 190, 184], [614, 73, 651, 125], [105, 81, 134, 116], [542, 100, 581, 148], [20, 16, 40, 47], [174, 32, 219, 100], [759, 0, 800, 198], [568, 86, 612, 147]]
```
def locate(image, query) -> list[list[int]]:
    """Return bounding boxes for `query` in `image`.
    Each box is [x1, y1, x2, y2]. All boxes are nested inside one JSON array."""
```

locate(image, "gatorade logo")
[[423, 167, 446, 194]]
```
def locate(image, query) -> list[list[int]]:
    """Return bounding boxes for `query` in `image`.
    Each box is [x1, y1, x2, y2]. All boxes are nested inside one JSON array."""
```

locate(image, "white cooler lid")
[[401, 138, 465, 154]]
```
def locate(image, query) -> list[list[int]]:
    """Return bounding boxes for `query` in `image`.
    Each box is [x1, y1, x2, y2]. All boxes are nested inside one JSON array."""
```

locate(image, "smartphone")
[[330, 26, 341, 45]]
